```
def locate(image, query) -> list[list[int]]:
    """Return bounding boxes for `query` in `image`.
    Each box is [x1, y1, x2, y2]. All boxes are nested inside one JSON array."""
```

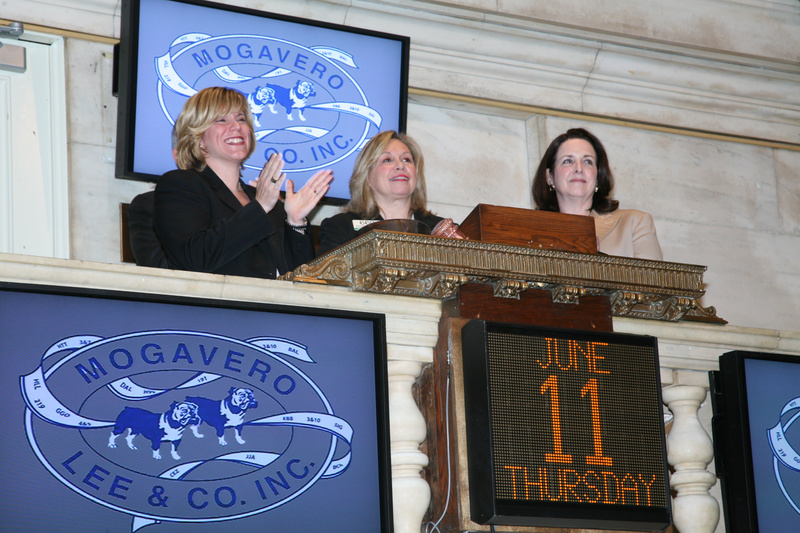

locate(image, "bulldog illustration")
[[248, 80, 316, 123], [247, 85, 277, 128], [186, 387, 258, 446], [108, 401, 200, 460]]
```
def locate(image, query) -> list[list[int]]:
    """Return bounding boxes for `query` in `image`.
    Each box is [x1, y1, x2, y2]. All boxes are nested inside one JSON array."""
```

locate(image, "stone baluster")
[[662, 385, 720, 533], [387, 358, 431, 533]]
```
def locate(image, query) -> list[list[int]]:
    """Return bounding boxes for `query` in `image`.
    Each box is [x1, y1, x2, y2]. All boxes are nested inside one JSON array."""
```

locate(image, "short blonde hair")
[[173, 87, 256, 172], [345, 130, 430, 218]]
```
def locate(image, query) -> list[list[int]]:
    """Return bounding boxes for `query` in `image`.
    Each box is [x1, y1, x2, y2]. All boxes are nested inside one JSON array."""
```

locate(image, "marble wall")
[[4, 0, 799, 332], [409, 99, 800, 333]]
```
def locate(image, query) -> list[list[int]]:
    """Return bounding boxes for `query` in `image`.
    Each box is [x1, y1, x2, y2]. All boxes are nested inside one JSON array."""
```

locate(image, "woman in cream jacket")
[[532, 128, 663, 261]]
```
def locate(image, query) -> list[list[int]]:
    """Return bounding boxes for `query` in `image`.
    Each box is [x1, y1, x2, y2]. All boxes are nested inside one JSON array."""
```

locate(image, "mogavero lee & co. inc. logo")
[[156, 31, 383, 176], [768, 396, 800, 518], [20, 331, 353, 532]]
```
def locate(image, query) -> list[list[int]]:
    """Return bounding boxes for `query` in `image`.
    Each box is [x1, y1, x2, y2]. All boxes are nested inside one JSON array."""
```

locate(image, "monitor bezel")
[[710, 349, 800, 533], [114, 0, 410, 205], [0, 280, 394, 532]]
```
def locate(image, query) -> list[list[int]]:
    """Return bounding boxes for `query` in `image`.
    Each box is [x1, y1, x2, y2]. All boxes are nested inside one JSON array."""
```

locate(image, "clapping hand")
[[284, 168, 334, 226], [250, 153, 286, 214]]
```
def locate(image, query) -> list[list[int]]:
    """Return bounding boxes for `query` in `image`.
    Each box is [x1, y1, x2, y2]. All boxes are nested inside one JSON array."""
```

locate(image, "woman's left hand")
[[284, 169, 334, 226]]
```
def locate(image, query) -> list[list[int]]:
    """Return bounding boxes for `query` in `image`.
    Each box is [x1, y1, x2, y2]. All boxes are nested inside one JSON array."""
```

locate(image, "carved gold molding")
[[284, 230, 724, 323]]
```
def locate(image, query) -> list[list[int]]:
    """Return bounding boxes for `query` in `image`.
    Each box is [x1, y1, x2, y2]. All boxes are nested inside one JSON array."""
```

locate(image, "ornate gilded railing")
[[283, 230, 723, 323]]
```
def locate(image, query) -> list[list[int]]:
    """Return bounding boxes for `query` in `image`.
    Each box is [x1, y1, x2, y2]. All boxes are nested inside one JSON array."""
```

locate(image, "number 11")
[[540, 375, 613, 466]]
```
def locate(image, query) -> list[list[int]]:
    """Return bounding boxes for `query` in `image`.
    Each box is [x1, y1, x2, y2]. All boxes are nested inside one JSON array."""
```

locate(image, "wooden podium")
[[421, 205, 623, 532], [452, 204, 608, 331], [286, 204, 718, 326], [287, 204, 719, 533], [460, 203, 598, 255]]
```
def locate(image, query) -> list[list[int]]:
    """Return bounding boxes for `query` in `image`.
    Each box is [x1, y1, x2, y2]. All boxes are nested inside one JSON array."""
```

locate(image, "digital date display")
[[461, 320, 671, 531]]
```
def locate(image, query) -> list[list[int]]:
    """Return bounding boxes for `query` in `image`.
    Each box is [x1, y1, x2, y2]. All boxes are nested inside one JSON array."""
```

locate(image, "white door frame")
[[0, 30, 69, 259]]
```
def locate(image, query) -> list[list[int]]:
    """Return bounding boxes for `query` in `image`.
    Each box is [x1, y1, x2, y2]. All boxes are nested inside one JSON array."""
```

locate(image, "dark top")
[[154, 167, 314, 279], [128, 190, 170, 269], [317, 210, 444, 256]]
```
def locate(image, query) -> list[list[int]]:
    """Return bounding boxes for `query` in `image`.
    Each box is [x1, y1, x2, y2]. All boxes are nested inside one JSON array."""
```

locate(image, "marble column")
[[388, 358, 431, 533], [662, 385, 720, 533]]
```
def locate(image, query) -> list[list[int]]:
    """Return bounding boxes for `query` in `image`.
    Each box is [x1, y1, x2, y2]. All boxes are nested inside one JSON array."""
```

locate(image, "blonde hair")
[[344, 130, 430, 218], [173, 87, 256, 172]]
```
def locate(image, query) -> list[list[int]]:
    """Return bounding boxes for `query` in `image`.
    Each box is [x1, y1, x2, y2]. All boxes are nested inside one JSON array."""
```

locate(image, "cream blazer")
[[591, 209, 663, 260]]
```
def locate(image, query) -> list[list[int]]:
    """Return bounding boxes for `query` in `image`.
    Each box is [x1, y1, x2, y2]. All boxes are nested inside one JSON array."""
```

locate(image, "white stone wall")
[[4, 0, 799, 331]]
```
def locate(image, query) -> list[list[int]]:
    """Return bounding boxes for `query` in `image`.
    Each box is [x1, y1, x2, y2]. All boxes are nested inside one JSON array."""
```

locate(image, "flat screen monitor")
[[711, 350, 800, 532], [0, 282, 392, 532], [115, 0, 410, 204], [460, 320, 671, 531]]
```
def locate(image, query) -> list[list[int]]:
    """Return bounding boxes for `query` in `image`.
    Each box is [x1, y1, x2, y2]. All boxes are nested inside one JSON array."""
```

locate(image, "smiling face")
[[546, 138, 598, 208], [367, 139, 418, 210], [200, 111, 251, 168]]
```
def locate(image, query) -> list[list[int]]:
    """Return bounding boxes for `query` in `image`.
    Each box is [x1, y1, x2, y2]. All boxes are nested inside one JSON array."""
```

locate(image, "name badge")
[[352, 219, 374, 231]]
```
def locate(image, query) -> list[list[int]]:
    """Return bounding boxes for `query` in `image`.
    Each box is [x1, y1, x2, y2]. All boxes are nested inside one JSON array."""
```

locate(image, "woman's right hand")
[[250, 153, 286, 213]]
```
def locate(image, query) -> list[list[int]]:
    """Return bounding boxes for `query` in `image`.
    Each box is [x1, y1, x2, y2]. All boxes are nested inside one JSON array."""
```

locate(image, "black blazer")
[[154, 167, 313, 279], [317, 210, 443, 256], [128, 190, 170, 269]]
